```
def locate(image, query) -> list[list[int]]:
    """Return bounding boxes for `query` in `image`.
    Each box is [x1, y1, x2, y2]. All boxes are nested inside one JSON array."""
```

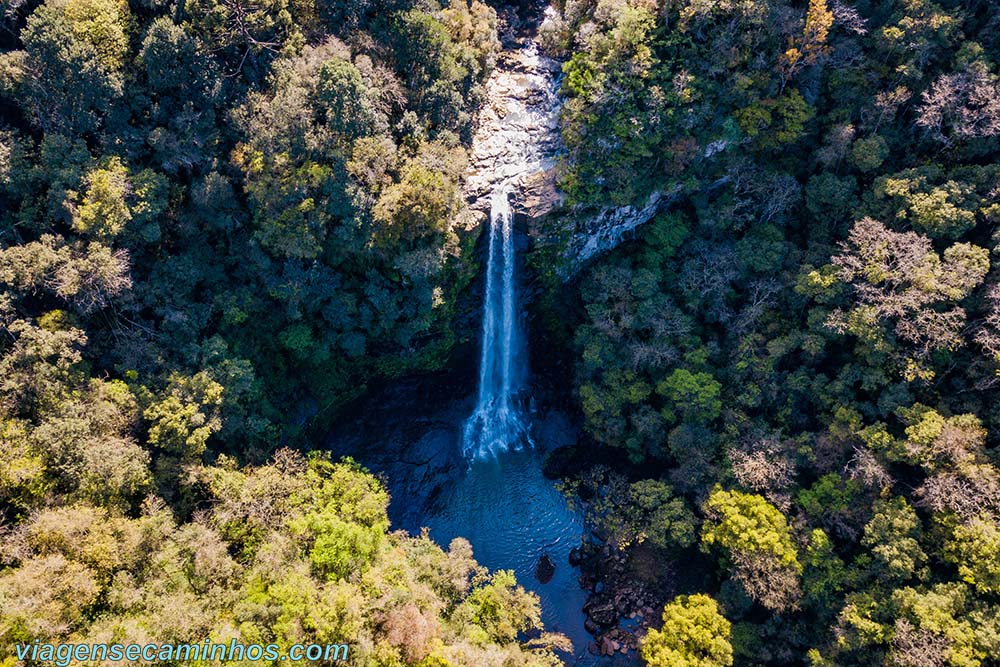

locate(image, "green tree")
[[850, 135, 889, 173], [702, 487, 801, 611], [641, 594, 733, 667], [316, 57, 384, 137], [15, 0, 131, 134], [141, 371, 224, 460], [71, 157, 163, 240], [945, 516, 1000, 595], [861, 497, 927, 583], [658, 368, 722, 424], [137, 18, 223, 173]]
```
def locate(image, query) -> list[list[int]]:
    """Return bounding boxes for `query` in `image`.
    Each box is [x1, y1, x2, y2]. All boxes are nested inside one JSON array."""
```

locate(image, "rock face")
[[557, 188, 680, 278], [324, 375, 469, 532], [464, 33, 563, 218]]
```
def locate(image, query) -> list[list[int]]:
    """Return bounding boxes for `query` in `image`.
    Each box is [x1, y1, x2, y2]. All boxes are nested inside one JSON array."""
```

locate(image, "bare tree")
[[730, 432, 795, 510], [731, 551, 802, 612], [974, 282, 1000, 358], [827, 218, 989, 367], [917, 62, 1000, 146], [916, 463, 1000, 521], [845, 445, 894, 491], [890, 618, 950, 667], [830, 0, 867, 35]]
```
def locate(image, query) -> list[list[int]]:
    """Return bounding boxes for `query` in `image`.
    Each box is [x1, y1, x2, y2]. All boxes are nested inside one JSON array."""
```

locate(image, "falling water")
[[462, 185, 532, 459]]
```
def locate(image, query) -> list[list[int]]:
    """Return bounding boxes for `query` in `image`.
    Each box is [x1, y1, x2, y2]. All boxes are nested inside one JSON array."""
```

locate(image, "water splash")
[[462, 185, 532, 459]]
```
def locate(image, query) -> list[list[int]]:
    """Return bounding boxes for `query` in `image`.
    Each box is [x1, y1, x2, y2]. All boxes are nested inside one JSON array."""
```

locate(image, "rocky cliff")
[[464, 34, 563, 218]]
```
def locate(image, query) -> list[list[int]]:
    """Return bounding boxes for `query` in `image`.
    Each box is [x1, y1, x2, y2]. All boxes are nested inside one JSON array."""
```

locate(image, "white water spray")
[[462, 185, 531, 459]]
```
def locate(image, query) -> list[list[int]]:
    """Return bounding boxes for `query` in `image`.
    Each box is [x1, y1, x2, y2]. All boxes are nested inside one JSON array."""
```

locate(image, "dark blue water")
[[420, 418, 636, 666], [426, 447, 588, 652]]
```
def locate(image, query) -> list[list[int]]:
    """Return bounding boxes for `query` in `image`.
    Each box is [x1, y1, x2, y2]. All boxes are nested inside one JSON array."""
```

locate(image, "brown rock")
[[520, 168, 563, 218]]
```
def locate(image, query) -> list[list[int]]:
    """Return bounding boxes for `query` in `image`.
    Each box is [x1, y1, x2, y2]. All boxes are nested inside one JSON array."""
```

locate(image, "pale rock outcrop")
[[558, 188, 680, 278], [464, 38, 563, 218]]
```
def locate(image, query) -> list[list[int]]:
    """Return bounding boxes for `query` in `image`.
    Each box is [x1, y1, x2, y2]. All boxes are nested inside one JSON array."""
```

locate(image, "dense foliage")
[[0, 0, 498, 459], [544, 0, 1000, 664], [5, 0, 1000, 664], [0, 451, 568, 666]]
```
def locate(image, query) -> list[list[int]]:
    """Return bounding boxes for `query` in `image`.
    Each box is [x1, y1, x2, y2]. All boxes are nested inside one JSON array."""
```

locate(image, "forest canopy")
[[5, 0, 1000, 665], [537, 0, 1000, 664], [0, 0, 566, 664]]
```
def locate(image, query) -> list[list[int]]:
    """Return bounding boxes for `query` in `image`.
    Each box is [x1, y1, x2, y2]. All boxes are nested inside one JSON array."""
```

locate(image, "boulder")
[[585, 599, 617, 627], [535, 553, 555, 584], [568, 546, 582, 567]]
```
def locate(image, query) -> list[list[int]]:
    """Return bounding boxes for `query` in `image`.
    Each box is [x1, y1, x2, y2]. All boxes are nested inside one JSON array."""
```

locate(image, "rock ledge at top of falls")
[[464, 38, 564, 219]]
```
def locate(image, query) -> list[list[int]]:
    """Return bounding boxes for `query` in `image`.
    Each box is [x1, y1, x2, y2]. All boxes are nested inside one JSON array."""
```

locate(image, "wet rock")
[[535, 553, 555, 584], [584, 618, 598, 635], [325, 378, 469, 532], [464, 40, 563, 214], [568, 546, 582, 567], [585, 599, 617, 627]]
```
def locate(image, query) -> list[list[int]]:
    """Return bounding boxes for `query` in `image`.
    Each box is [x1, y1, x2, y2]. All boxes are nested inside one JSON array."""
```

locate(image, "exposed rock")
[[704, 138, 730, 157], [535, 553, 555, 583], [557, 186, 683, 279], [324, 376, 468, 532], [585, 598, 618, 627], [568, 546, 582, 567], [465, 7, 684, 278], [520, 166, 563, 218], [464, 33, 563, 216]]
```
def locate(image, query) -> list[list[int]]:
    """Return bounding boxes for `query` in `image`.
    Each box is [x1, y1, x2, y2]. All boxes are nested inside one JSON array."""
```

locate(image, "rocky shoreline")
[[570, 540, 673, 658]]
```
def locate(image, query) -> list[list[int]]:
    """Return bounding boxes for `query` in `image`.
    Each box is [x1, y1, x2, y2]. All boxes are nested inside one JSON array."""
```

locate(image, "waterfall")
[[460, 35, 561, 460], [462, 185, 531, 459]]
